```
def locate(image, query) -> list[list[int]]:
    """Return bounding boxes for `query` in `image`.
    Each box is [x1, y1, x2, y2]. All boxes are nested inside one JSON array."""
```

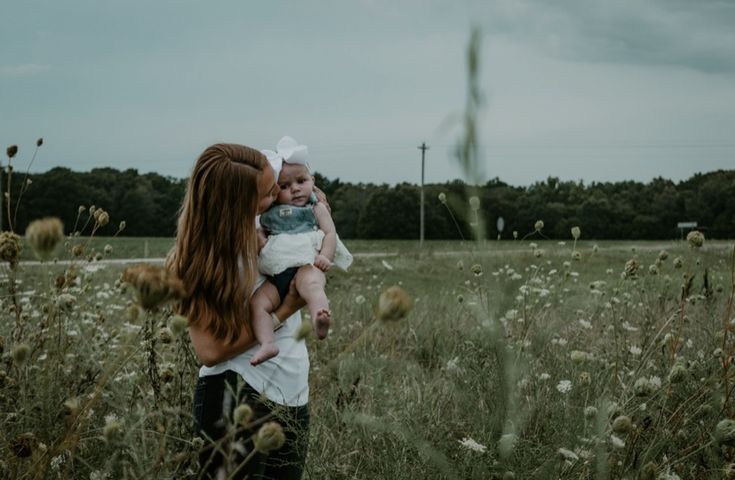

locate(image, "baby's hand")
[[314, 254, 331, 271]]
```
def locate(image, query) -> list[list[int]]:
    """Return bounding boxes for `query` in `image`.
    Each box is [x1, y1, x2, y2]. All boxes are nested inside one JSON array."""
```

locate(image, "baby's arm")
[[313, 202, 336, 271]]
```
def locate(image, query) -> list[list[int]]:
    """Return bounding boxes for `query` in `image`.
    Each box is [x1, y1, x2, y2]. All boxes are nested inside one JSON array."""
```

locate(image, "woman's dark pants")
[[192, 370, 309, 479]]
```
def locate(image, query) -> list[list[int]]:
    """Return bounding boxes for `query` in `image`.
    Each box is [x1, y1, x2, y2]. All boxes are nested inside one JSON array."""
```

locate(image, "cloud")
[[481, 0, 735, 73], [0, 64, 51, 77]]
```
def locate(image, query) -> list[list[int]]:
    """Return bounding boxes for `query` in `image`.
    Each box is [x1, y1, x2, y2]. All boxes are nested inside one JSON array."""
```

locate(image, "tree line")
[[2, 167, 733, 240]]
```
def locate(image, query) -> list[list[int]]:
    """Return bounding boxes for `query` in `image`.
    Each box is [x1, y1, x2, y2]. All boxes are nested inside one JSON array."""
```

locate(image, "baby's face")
[[277, 163, 314, 207]]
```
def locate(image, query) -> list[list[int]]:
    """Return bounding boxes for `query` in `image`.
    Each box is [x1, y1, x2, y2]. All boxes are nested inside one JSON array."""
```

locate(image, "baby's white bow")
[[262, 136, 309, 179]]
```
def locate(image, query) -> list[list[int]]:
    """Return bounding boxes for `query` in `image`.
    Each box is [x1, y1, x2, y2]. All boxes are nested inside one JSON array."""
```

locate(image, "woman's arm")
[[188, 281, 307, 367]]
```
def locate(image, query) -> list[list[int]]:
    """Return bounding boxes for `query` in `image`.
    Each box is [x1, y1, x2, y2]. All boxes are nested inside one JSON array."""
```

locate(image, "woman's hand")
[[313, 186, 331, 213]]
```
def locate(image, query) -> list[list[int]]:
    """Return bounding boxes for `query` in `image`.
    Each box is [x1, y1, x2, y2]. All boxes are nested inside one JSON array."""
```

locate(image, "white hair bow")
[[262, 136, 309, 180]]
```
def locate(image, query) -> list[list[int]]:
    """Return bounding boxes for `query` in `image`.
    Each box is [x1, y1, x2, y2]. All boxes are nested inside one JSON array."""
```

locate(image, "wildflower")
[[470, 263, 483, 276], [469, 196, 480, 211], [658, 250, 669, 261], [25, 217, 64, 260], [715, 419, 735, 446], [578, 371, 591, 385], [118, 220, 126, 231], [584, 406, 598, 419], [570, 351, 589, 363], [648, 264, 659, 275], [438, 192, 447, 204], [11, 343, 30, 365], [539, 373, 551, 381], [168, 314, 188, 336], [458, 436, 487, 453], [512, 231, 518, 239], [355, 294, 366, 305], [571, 251, 581, 261], [104, 244, 113, 255], [556, 380, 572, 393], [6, 145, 18, 158], [557, 447, 579, 462], [95, 210, 110, 227], [72, 244, 85, 257], [634, 377, 654, 396], [609, 434, 625, 449], [623, 259, 640, 279], [103, 415, 123, 443], [629, 345, 642, 356], [55, 293, 76, 310], [122, 264, 186, 310], [668, 360, 688, 383], [533, 249, 543, 258], [686, 230, 704, 248], [36, 138, 43, 147], [233, 404, 253, 427], [592, 244, 599, 253], [376, 286, 412, 322], [456, 260, 464, 271], [254, 421, 286, 453], [534, 220, 544, 231], [571, 226, 581, 240], [673, 257, 683, 269], [0, 231, 22, 264], [159, 366, 174, 383], [612, 415, 633, 434], [78, 205, 86, 214], [158, 327, 173, 344]]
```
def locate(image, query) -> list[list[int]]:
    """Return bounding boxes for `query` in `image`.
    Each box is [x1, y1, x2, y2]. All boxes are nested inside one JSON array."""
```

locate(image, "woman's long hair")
[[168, 143, 266, 342]]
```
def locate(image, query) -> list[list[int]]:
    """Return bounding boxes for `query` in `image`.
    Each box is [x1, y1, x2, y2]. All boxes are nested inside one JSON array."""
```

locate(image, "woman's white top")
[[198, 275, 310, 407]]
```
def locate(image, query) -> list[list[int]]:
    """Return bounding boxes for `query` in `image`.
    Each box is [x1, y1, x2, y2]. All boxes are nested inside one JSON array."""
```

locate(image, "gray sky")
[[2, 0, 734, 186]]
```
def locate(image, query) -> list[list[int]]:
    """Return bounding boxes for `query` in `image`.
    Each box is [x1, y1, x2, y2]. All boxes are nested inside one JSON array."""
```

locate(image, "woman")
[[168, 143, 310, 479]]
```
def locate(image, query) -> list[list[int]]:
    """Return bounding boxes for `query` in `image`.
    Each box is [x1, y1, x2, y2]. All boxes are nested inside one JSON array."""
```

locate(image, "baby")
[[250, 136, 352, 365]]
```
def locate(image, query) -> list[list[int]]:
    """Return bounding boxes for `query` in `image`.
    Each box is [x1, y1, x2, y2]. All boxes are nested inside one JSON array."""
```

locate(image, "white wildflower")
[[458, 437, 487, 453]]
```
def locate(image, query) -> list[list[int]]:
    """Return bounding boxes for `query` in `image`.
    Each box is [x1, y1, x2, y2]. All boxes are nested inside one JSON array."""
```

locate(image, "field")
[[2, 235, 735, 479]]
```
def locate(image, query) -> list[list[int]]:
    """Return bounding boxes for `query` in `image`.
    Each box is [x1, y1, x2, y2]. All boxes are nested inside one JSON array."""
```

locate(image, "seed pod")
[[376, 286, 412, 322], [254, 422, 286, 453], [6, 145, 18, 158], [25, 217, 64, 260]]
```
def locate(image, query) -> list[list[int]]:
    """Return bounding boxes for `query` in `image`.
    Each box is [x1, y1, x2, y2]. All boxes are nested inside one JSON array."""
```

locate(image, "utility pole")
[[418, 142, 429, 249]]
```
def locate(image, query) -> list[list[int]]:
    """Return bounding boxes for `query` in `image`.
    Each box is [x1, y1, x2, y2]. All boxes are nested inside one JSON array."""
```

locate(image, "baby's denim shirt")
[[261, 193, 319, 235]]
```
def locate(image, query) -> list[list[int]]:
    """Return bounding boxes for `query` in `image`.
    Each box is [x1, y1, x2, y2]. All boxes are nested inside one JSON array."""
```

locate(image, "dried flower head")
[[533, 249, 543, 258], [158, 327, 173, 344], [668, 360, 688, 383], [95, 210, 110, 227], [36, 138, 43, 147], [715, 419, 735, 447], [6, 145, 18, 158], [254, 421, 286, 453], [104, 244, 113, 255], [571, 226, 581, 240], [672, 257, 683, 269], [118, 220, 126, 231], [103, 416, 123, 443], [25, 217, 64, 260], [438, 192, 447, 204], [686, 230, 704, 248], [122, 264, 186, 310], [623, 259, 640, 279], [233, 404, 254, 427], [534, 220, 544, 231], [658, 250, 669, 261], [512, 231, 518, 239], [611, 415, 632, 434], [0, 231, 22, 264], [11, 343, 31, 365], [168, 314, 188, 337], [571, 251, 581, 261], [71, 244, 84, 257], [376, 286, 412, 322], [471, 263, 483, 276]]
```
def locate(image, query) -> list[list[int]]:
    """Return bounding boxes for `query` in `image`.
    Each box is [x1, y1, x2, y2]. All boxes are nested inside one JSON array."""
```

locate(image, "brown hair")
[[168, 143, 266, 342]]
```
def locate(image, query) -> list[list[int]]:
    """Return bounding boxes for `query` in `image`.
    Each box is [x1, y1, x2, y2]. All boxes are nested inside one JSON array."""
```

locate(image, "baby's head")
[[276, 162, 314, 207]]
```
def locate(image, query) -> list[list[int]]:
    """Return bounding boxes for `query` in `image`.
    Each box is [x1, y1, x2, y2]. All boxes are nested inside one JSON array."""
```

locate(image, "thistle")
[[376, 286, 412, 322], [253, 421, 286, 453], [0, 231, 22, 265], [686, 230, 704, 248], [25, 217, 64, 260], [122, 264, 186, 310]]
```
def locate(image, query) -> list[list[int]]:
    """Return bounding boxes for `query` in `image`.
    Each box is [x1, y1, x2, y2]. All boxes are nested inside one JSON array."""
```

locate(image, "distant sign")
[[497, 216, 505, 233], [677, 222, 697, 229]]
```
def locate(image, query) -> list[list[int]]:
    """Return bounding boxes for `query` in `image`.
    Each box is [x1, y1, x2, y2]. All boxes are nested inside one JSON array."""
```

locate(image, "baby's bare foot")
[[250, 343, 279, 366], [314, 308, 331, 340]]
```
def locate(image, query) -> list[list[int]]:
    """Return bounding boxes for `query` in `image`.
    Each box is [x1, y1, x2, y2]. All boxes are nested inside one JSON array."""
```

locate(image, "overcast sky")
[[2, 0, 734, 186]]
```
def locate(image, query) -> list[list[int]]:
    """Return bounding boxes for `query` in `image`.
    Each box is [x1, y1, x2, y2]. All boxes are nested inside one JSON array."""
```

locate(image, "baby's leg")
[[294, 265, 330, 339], [249, 283, 281, 366]]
